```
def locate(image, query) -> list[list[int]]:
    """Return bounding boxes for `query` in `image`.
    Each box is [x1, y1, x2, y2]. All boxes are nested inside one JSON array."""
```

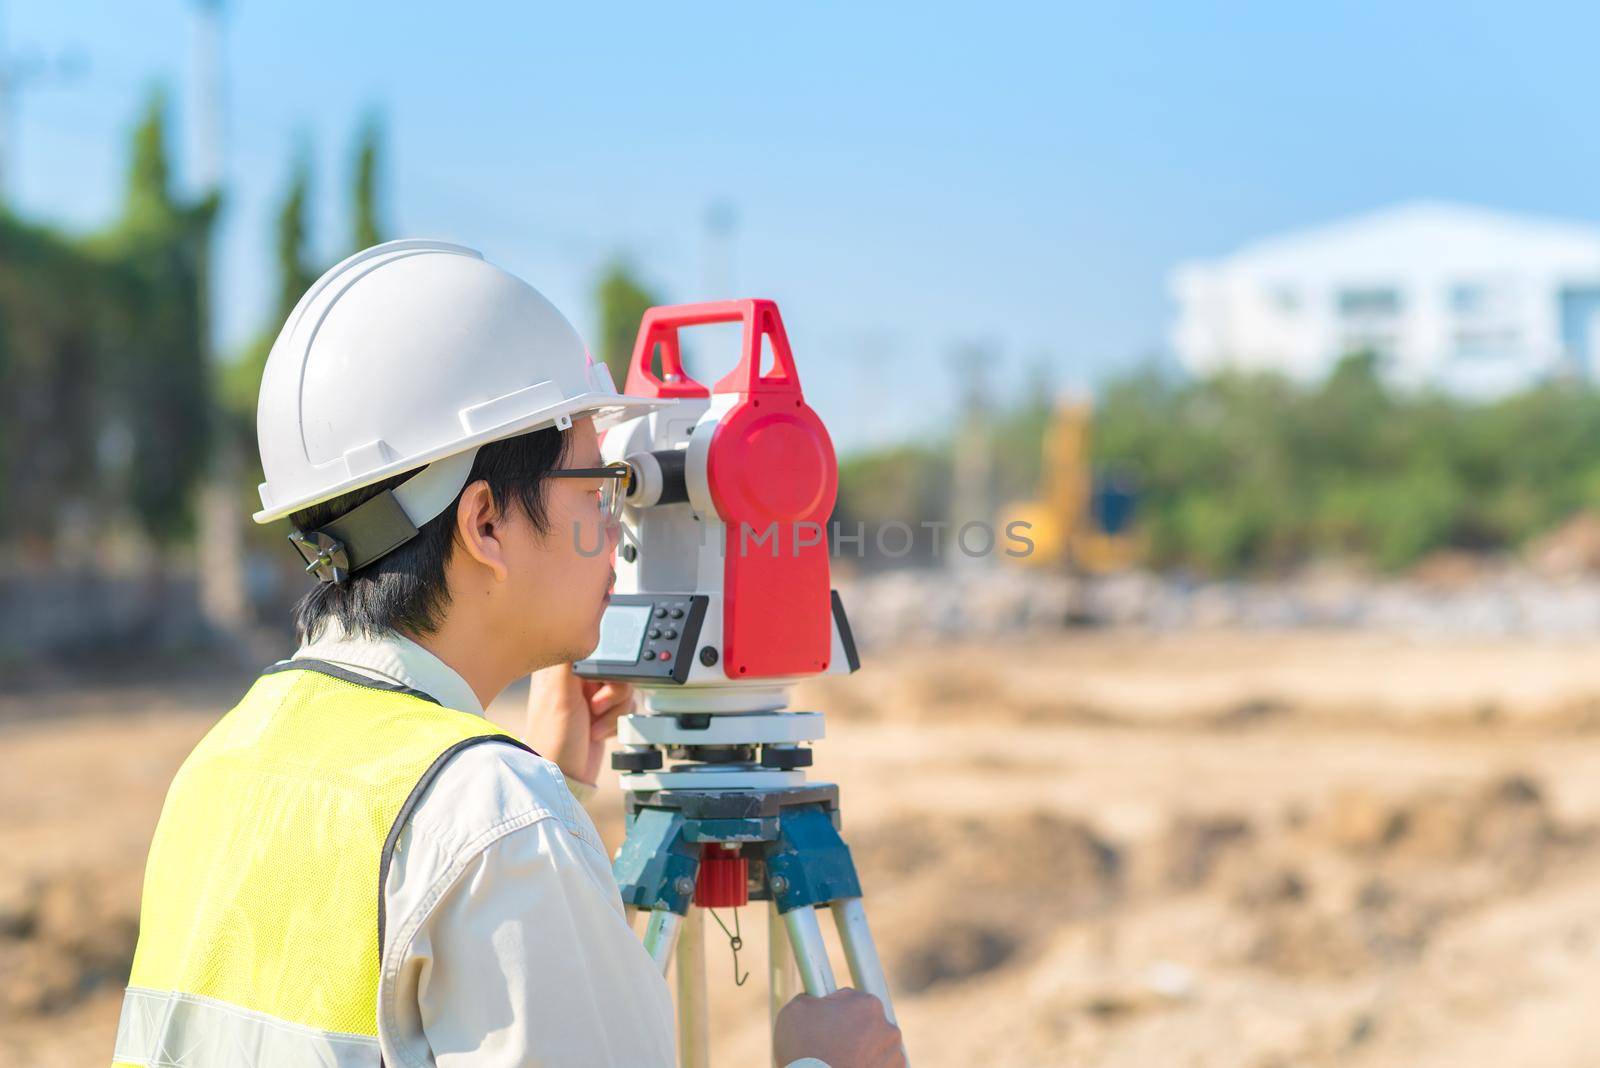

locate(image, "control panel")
[[574, 594, 709, 684]]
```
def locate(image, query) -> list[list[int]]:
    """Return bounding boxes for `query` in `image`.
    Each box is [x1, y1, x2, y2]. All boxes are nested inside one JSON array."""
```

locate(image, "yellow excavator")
[[1006, 398, 1140, 572]]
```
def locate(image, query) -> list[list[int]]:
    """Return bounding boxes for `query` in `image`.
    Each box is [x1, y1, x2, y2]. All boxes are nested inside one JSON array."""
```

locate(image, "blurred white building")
[[1170, 202, 1600, 398]]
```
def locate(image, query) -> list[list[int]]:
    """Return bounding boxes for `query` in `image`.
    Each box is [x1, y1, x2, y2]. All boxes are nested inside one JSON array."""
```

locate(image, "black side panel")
[[672, 596, 709, 682], [574, 593, 709, 683], [831, 589, 861, 673]]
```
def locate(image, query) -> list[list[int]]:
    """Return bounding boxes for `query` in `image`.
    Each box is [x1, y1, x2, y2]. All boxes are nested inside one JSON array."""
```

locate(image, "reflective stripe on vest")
[[112, 660, 532, 1067], [113, 987, 379, 1067]]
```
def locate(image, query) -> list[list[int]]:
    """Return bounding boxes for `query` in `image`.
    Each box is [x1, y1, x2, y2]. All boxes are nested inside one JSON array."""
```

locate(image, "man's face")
[[496, 416, 620, 668]]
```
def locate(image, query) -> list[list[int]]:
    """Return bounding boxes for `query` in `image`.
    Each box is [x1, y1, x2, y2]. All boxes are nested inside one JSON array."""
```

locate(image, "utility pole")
[[190, 0, 225, 194], [0, 0, 87, 203], [948, 342, 997, 568], [190, 0, 252, 642]]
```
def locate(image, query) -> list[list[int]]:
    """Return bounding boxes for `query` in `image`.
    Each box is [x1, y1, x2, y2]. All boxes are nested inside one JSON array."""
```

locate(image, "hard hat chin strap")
[[288, 448, 480, 584]]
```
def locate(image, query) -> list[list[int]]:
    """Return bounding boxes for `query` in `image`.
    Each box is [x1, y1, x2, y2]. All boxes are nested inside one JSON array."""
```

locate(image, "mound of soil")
[[849, 811, 1122, 991], [0, 868, 138, 1019]]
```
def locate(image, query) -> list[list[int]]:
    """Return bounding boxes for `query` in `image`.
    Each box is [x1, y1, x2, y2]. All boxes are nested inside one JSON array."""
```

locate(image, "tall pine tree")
[[352, 111, 385, 251], [275, 144, 317, 320], [595, 260, 660, 389]]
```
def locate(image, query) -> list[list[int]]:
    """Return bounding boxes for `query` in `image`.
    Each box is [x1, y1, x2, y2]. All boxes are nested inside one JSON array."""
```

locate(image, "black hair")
[[288, 427, 569, 644]]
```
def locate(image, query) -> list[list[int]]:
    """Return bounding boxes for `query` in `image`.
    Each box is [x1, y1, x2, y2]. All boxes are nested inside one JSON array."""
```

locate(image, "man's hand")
[[773, 989, 905, 1068], [523, 663, 634, 787]]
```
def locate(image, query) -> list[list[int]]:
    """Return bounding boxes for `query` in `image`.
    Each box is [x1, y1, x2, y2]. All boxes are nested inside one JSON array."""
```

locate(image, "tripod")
[[612, 729, 901, 1066]]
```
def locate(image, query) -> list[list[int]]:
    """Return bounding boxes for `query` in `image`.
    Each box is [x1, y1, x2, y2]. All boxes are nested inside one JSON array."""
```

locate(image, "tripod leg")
[[781, 905, 838, 996], [675, 907, 709, 1068], [642, 909, 684, 974], [768, 899, 800, 1066], [831, 897, 898, 1025]]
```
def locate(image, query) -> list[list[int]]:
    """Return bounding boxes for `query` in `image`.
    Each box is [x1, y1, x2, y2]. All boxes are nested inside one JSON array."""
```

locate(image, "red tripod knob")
[[694, 846, 749, 908]]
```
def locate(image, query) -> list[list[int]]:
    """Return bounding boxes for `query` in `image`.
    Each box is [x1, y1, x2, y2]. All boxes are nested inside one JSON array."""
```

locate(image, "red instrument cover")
[[623, 300, 836, 678]]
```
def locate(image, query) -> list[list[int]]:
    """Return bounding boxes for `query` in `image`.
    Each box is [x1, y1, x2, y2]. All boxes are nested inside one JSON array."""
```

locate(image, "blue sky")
[[10, 2, 1600, 448]]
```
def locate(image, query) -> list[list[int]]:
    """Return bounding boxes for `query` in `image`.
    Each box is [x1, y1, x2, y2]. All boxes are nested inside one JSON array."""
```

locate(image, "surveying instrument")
[[574, 300, 903, 1066]]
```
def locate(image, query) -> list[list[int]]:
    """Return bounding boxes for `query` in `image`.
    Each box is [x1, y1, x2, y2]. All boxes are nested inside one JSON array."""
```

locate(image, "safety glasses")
[[548, 461, 632, 523]]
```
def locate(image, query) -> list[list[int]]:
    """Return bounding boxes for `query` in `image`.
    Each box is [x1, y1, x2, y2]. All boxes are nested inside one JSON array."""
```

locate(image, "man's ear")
[[453, 480, 510, 582]]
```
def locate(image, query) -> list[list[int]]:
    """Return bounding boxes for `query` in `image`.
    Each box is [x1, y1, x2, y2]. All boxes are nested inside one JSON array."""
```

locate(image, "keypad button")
[[663, 628, 677, 639], [643, 650, 657, 661], [653, 607, 668, 618], [648, 628, 662, 639], [669, 608, 684, 619], [658, 650, 672, 662]]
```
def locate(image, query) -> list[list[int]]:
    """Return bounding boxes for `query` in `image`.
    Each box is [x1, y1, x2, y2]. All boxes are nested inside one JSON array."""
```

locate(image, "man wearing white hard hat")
[[111, 241, 904, 1068]]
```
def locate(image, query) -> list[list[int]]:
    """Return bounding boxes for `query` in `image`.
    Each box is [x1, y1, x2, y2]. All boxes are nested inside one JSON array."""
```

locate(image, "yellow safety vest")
[[112, 659, 530, 1068]]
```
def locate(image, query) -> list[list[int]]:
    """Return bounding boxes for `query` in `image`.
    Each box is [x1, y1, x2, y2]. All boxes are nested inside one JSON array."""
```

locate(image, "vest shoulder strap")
[[257, 658, 540, 946], [376, 730, 536, 946]]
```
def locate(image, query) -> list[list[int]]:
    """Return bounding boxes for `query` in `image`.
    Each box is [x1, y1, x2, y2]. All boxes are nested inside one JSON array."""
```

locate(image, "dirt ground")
[[9, 629, 1600, 1066]]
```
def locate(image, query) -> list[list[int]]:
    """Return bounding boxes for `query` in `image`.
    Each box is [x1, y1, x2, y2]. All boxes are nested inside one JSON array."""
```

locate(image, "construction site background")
[[15, 20, 1600, 1068]]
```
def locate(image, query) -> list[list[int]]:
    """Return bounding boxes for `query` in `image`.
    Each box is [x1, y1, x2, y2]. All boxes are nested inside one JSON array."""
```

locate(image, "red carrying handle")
[[623, 299, 802, 400]]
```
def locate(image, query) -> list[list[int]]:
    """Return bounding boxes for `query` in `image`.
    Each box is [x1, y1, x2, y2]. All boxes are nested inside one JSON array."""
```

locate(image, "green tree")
[[594, 260, 660, 388], [1083, 354, 1600, 574], [352, 111, 385, 251], [832, 442, 951, 569], [0, 88, 217, 548], [220, 149, 321, 432], [99, 89, 218, 542], [275, 146, 317, 321], [122, 89, 173, 233]]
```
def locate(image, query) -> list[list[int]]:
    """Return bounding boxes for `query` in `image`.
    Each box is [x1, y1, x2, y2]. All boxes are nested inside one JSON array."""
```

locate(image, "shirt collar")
[[292, 619, 484, 718]]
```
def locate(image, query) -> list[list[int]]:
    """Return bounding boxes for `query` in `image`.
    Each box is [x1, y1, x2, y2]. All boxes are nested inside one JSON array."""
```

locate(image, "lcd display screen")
[[590, 604, 652, 662]]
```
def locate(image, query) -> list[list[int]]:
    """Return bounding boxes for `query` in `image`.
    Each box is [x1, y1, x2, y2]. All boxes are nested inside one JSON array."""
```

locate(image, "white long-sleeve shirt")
[[290, 625, 676, 1067], [290, 626, 824, 1068]]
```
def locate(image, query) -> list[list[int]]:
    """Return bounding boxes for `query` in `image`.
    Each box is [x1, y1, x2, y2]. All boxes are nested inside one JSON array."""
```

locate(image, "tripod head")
[[574, 300, 860, 790]]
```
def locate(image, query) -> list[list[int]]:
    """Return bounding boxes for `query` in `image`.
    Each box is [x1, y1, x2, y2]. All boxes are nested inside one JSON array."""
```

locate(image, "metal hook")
[[708, 907, 750, 986]]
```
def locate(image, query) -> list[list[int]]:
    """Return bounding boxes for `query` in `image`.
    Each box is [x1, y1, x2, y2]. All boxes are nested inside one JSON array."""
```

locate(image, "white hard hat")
[[253, 239, 667, 532]]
